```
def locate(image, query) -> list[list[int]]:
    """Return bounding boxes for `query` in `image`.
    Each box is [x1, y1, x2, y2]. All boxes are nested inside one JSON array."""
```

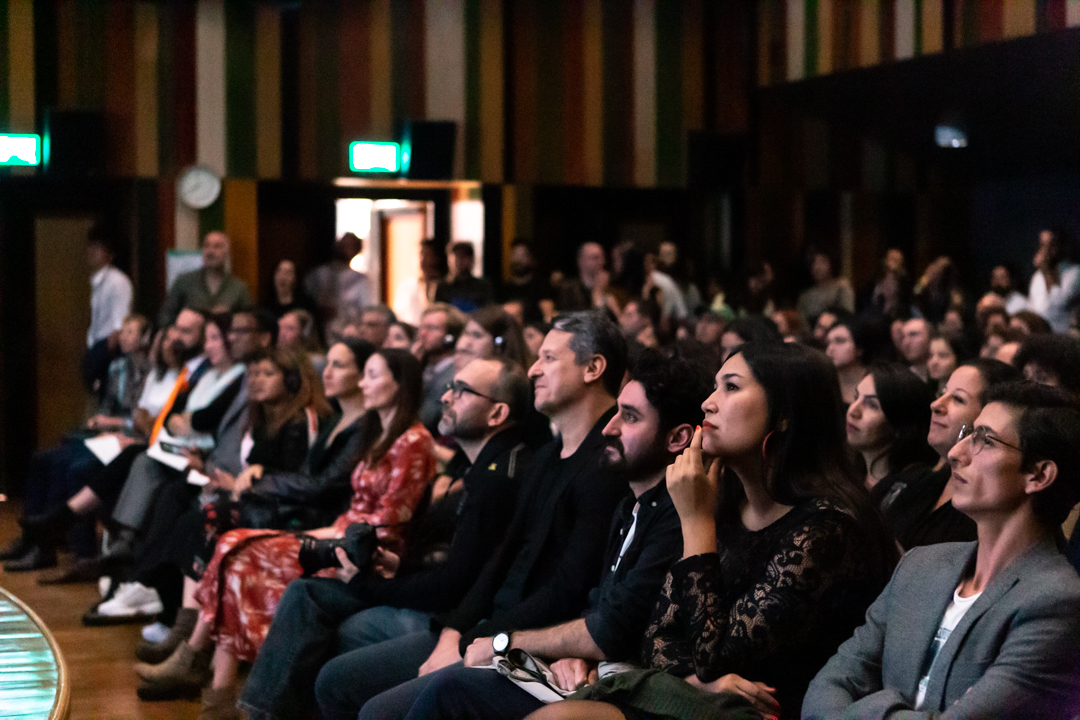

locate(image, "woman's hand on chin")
[[667, 427, 720, 556]]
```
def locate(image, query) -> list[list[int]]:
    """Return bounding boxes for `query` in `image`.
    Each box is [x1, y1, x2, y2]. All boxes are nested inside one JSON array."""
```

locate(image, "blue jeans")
[[239, 577, 430, 720], [378, 664, 544, 720], [316, 630, 442, 720]]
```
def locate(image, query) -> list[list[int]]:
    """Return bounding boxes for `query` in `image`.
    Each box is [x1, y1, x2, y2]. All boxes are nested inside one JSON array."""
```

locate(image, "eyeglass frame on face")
[[957, 423, 1022, 455], [445, 380, 503, 405]]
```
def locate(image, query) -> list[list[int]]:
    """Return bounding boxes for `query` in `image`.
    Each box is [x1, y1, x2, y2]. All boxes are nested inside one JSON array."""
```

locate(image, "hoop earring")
[[761, 431, 775, 463]]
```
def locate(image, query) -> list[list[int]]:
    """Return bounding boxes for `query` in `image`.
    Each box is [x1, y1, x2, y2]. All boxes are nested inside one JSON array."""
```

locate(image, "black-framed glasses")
[[957, 424, 1022, 455], [445, 381, 502, 404]]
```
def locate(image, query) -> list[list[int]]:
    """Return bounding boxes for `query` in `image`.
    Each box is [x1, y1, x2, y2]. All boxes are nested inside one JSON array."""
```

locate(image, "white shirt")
[[1003, 290, 1028, 315], [137, 368, 180, 418], [393, 277, 436, 326], [915, 587, 982, 709], [1027, 261, 1080, 333], [88, 265, 133, 347], [649, 271, 688, 320]]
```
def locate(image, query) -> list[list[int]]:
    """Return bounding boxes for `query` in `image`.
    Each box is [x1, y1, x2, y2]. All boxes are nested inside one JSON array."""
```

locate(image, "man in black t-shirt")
[[313, 311, 629, 720]]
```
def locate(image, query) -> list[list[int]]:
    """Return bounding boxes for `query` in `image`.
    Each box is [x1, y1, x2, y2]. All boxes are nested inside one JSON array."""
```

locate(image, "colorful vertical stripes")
[[764, 0, 1073, 85]]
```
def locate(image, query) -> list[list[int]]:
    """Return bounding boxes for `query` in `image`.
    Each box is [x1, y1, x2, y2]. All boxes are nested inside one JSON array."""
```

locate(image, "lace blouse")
[[642, 498, 887, 716]]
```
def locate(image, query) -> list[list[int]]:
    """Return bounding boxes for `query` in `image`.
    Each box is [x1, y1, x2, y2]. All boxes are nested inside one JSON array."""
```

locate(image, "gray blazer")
[[205, 375, 248, 476], [802, 540, 1080, 719]]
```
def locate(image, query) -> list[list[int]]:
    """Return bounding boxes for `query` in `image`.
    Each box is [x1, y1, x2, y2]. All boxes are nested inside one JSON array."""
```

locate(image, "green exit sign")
[[0, 134, 40, 166], [349, 141, 400, 173]]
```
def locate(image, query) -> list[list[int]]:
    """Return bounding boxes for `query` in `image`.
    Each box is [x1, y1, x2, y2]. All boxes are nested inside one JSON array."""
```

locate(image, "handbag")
[[491, 649, 575, 704]]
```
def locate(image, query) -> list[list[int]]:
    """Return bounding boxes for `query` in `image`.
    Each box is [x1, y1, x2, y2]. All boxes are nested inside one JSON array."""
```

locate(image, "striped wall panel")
[[766, 0, 1080, 85]]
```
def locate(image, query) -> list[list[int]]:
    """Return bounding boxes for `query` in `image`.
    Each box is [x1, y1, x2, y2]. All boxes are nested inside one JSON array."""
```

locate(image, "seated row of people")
[[8, 305, 1080, 719]]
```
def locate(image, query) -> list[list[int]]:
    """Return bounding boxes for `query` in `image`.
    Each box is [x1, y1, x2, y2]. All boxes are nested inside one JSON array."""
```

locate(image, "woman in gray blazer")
[[803, 381, 1080, 719]]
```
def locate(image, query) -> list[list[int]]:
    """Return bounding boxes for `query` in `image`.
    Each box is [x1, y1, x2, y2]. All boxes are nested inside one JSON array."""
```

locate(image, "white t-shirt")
[[915, 587, 983, 709]]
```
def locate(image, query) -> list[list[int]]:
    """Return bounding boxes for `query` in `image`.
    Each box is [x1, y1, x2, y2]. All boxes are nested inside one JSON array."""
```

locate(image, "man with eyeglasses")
[[805, 381, 1080, 719], [239, 357, 533, 720], [311, 310, 628, 719]]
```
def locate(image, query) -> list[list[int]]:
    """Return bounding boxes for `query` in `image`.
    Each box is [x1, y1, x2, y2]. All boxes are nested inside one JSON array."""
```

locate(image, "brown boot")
[[200, 685, 240, 720], [134, 640, 211, 685], [135, 608, 199, 664]]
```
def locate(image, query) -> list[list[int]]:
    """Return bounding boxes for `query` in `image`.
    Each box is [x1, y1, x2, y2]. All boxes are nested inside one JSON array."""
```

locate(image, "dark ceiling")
[[759, 28, 1080, 179]]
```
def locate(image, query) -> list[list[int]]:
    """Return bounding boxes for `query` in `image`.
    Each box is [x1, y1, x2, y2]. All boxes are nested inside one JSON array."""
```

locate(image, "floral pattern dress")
[[195, 424, 435, 661]]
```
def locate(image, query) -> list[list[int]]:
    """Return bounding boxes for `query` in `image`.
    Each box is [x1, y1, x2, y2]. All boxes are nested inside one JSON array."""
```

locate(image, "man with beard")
[[313, 310, 627, 719], [237, 357, 532, 719], [359, 346, 712, 720]]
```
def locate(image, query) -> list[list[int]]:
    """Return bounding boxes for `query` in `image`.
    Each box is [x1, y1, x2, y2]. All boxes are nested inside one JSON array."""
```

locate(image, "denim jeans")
[[239, 576, 430, 720]]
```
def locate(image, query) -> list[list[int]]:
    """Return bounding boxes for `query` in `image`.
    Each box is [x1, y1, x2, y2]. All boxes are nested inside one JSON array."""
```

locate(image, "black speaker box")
[[398, 120, 456, 180], [44, 109, 106, 176]]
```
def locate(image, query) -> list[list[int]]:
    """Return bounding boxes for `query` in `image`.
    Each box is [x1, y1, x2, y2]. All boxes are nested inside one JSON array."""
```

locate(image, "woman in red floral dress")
[[136, 348, 435, 718]]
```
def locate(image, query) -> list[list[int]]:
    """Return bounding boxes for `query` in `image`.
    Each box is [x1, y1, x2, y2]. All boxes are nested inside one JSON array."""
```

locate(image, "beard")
[[171, 339, 203, 364], [601, 437, 670, 479], [439, 409, 488, 441]]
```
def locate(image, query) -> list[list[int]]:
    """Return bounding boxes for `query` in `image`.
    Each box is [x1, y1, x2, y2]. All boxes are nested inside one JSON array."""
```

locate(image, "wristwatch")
[[492, 632, 511, 657]]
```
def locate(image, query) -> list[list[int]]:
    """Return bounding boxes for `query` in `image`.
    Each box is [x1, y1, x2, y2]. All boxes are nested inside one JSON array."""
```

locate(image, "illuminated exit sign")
[[0, 134, 40, 166], [349, 141, 400, 173]]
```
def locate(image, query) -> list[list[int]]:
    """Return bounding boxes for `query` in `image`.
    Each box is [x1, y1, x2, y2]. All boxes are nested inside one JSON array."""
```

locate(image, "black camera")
[[297, 522, 379, 577]]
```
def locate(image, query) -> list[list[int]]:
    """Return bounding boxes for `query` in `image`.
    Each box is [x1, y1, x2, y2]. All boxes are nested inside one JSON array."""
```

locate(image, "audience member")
[[804, 382, 1080, 719], [386, 346, 712, 720], [454, 306, 530, 373], [131, 340, 374, 699], [240, 357, 533, 719], [618, 297, 661, 348], [719, 316, 782, 363], [416, 303, 467, 434], [642, 249, 689, 325], [797, 248, 855, 326], [657, 240, 703, 313], [846, 364, 937, 510], [86, 227, 134, 349], [393, 240, 446, 326], [277, 308, 325, 372], [884, 359, 1021, 550], [436, 242, 494, 314], [738, 260, 776, 317], [304, 232, 373, 335], [927, 332, 972, 391], [557, 242, 608, 312], [501, 242, 554, 322], [1027, 227, 1080, 333], [351, 304, 396, 348], [1012, 333, 1080, 395], [913, 256, 964, 325], [265, 259, 314, 319], [311, 310, 628, 719], [1009, 308, 1053, 336], [988, 262, 1028, 314], [900, 318, 932, 381], [771, 309, 806, 343], [384, 321, 416, 349], [133, 348, 435, 714], [158, 233, 252, 328], [531, 343, 895, 720]]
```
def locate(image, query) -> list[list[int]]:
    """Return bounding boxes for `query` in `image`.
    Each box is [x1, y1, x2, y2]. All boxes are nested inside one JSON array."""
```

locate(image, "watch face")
[[492, 633, 510, 654], [178, 166, 221, 209]]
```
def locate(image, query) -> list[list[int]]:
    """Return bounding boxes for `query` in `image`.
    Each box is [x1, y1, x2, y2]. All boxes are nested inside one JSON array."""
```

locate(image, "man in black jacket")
[[313, 310, 629, 720], [361, 346, 713, 720], [238, 356, 533, 720]]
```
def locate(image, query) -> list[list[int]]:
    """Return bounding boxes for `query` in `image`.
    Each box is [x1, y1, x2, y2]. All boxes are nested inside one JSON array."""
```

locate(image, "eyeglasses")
[[444, 381, 502, 404], [957, 424, 1022, 455]]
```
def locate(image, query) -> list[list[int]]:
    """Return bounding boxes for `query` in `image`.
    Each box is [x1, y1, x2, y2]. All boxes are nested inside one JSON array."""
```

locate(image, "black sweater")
[[351, 425, 531, 613], [438, 407, 626, 653]]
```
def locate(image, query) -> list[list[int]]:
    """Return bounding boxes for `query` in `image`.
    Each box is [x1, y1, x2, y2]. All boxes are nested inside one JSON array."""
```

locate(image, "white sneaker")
[[141, 622, 170, 643], [98, 576, 112, 598], [96, 582, 163, 617]]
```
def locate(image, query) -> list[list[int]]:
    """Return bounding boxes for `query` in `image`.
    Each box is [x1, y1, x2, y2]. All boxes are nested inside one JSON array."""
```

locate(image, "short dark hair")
[[249, 308, 280, 346], [362, 304, 397, 327], [957, 357, 1022, 403], [87, 226, 115, 255], [1011, 310, 1053, 335], [626, 296, 661, 329], [984, 381, 1080, 527], [727, 316, 783, 346], [628, 346, 711, 433], [491, 357, 532, 425], [451, 242, 475, 258], [551, 310, 628, 398], [1012, 334, 1080, 395]]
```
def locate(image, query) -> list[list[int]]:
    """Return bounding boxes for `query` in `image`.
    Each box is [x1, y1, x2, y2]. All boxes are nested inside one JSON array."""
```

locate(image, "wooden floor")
[[0, 502, 201, 719]]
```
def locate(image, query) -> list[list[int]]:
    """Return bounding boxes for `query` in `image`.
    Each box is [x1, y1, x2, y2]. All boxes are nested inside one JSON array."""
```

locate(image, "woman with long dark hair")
[[884, 358, 1021, 550], [846, 364, 937, 511], [135, 348, 436, 715], [539, 342, 897, 720]]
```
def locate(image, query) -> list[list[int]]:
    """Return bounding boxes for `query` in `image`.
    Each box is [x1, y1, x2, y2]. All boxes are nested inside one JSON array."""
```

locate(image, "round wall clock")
[[177, 165, 222, 209]]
